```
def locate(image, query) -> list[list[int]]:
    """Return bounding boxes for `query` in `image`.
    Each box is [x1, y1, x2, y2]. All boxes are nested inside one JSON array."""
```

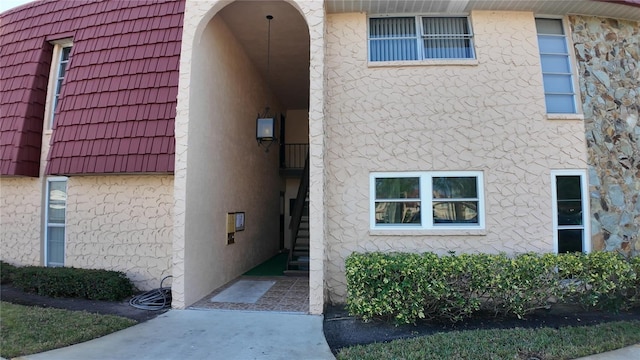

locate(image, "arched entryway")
[[172, 0, 324, 314]]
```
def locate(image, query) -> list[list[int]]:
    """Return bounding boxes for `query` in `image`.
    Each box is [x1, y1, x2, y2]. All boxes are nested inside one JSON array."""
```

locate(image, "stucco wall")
[[1, 130, 54, 266], [176, 0, 325, 313], [302, 0, 327, 316], [1, 175, 173, 291], [65, 175, 173, 291], [324, 11, 589, 303], [569, 16, 640, 256], [176, 2, 282, 308], [285, 109, 310, 144], [0, 177, 42, 266]]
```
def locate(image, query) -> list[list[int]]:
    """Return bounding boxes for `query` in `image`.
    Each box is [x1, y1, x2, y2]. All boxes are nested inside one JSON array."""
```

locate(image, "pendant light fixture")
[[256, 14, 276, 152]]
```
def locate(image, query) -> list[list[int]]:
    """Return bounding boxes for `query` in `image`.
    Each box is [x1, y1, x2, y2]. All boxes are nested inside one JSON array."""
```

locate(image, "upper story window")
[[371, 171, 484, 230], [535, 18, 577, 114], [46, 40, 73, 128], [369, 16, 475, 62]]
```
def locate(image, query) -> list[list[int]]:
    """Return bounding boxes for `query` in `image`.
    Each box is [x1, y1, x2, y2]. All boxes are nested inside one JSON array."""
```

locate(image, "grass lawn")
[[0, 301, 137, 359], [337, 320, 640, 360]]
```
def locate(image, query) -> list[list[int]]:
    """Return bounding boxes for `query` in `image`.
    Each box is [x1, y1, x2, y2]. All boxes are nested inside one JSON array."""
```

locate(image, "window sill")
[[368, 59, 478, 68], [546, 113, 584, 121], [370, 228, 487, 236]]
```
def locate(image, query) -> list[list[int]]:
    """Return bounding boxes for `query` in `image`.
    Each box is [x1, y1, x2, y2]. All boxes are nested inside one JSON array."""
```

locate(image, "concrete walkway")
[[574, 343, 640, 360], [9, 308, 639, 360], [16, 309, 335, 360]]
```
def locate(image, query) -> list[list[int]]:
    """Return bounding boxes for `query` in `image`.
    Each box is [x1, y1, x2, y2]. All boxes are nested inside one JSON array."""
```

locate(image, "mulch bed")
[[323, 303, 640, 353], [4, 283, 640, 355], [1, 284, 166, 323]]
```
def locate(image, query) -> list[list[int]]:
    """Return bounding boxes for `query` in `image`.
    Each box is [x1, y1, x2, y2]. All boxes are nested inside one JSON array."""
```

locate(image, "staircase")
[[285, 155, 310, 275]]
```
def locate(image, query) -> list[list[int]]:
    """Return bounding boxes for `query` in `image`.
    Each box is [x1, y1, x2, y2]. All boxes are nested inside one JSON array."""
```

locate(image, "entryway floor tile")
[[190, 276, 309, 313]]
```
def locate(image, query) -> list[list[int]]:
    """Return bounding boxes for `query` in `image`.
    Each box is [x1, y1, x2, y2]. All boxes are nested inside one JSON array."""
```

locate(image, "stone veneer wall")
[[569, 16, 640, 256]]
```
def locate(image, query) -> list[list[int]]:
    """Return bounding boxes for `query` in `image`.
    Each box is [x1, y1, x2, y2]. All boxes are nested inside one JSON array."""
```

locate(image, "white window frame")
[[551, 170, 590, 254], [535, 17, 579, 115], [44, 39, 73, 129], [44, 176, 68, 267], [368, 15, 476, 62], [370, 171, 485, 230]]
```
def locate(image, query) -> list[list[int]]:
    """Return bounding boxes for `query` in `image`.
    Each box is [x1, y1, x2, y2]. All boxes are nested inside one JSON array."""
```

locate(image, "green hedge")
[[346, 252, 639, 324], [556, 251, 637, 310], [1, 261, 17, 284], [12, 266, 135, 301]]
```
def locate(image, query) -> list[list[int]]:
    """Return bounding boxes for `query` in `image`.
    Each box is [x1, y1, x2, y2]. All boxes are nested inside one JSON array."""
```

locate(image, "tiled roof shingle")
[[0, 0, 183, 176]]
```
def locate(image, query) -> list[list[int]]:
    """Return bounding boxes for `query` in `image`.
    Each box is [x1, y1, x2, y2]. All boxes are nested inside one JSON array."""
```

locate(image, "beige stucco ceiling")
[[217, 0, 639, 111], [218, 1, 310, 110]]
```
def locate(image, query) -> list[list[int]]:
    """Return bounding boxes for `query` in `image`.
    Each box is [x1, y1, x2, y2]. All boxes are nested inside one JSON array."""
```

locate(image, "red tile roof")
[[0, 0, 183, 176]]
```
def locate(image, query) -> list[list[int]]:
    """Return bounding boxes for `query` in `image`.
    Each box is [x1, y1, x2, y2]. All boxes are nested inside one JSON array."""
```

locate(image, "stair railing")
[[288, 153, 310, 266], [280, 143, 309, 170]]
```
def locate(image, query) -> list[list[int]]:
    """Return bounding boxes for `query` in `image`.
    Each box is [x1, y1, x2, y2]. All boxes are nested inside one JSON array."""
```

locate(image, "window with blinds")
[[369, 16, 475, 61]]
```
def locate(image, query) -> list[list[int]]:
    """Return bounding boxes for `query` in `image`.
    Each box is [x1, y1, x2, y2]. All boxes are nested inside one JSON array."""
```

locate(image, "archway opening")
[[182, 0, 311, 311]]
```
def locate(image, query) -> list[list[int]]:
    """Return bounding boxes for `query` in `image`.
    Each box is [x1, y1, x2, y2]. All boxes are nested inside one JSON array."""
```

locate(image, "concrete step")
[[288, 260, 309, 266], [284, 269, 308, 276]]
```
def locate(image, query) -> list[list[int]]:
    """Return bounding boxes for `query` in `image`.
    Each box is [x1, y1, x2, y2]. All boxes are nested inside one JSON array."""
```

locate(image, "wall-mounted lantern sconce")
[[256, 113, 277, 152]]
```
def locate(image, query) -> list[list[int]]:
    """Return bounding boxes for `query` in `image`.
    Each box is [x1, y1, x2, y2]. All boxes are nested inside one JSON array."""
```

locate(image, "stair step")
[[284, 269, 308, 276], [288, 260, 309, 266]]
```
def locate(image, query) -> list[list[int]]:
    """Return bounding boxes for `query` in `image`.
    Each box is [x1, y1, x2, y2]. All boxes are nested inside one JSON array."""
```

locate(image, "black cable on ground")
[[129, 275, 172, 311]]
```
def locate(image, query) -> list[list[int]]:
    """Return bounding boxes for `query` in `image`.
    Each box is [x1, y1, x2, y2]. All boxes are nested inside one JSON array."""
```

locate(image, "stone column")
[[569, 16, 640, 256]]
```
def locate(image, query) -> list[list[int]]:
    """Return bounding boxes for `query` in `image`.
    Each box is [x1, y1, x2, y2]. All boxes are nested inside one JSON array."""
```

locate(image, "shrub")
[[12, 266, 135, 301], [345, 251, 640, 325], [556, 252, 637, 310], [1, 261, 17, 284], [481, 253, 560, 318], [346, 252, 488, 324], [630, 256, 640, 306]]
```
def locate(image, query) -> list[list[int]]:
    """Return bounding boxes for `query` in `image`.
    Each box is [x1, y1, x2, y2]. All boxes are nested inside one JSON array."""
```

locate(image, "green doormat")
[[244, 252, 288, 276]]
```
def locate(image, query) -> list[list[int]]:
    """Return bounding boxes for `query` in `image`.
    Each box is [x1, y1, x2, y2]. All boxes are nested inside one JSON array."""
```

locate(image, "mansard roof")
[[0, 0, 183, 176]]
